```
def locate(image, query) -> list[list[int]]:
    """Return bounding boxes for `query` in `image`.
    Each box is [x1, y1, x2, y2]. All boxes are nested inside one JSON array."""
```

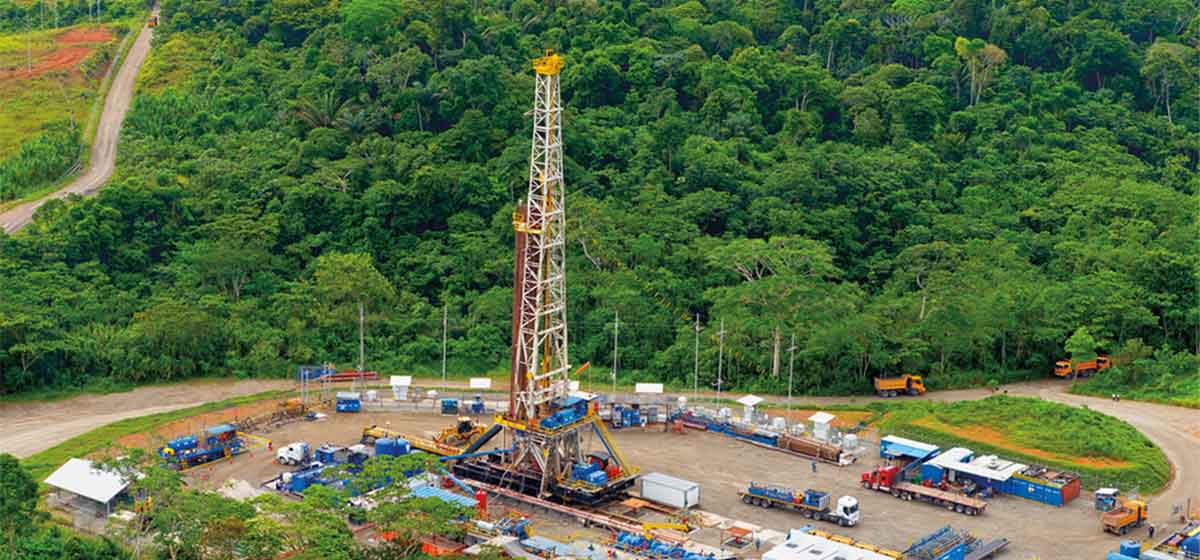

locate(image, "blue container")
[[441, 399, 460, 414], [1119, 540, 1140, 557], [1107, 554, 1137, 560], [573, 462, 599, 480], [921, 464, 944, 484], [585, 470, 608, 486], [1182, 535, 1200, 554]]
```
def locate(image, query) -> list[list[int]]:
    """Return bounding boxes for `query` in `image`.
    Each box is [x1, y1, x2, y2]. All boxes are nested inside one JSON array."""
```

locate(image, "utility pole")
[[787, 333, 796, 421], [692, 313, 700, 402], [716, 319, 725, 401], [441, 303, 448, 392], [611, 310, 619, 395], [358, 301, 365, 372]]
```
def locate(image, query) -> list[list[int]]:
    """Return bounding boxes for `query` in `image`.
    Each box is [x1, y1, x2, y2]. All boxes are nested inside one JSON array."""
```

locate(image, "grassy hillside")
[[877, 395, 1171, 492], [0, 24, 125, 201]]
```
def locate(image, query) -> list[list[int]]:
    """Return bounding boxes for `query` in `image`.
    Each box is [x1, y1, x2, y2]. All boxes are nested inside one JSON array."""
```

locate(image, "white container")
[[842, 434, 859, 451], [365, 390, 378, 402], [639, 472, 700, 509], [771, 417, 787, 431]]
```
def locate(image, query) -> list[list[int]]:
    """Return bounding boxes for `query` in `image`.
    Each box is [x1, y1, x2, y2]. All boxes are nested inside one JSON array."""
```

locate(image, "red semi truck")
[[860, 465, 987, 516]]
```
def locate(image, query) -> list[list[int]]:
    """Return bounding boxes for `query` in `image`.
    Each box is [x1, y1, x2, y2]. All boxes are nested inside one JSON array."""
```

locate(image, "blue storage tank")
[[375, 437, 411, 457], [167, 435, 198, 451], [1119, 540, 1140, 557]]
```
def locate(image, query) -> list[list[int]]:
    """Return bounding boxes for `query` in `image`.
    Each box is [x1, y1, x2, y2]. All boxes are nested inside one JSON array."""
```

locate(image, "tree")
[[340, 0, 402, 43], [312, 253, 395, 371], [954, 37, 1007, 105], [1141, 40, 1194, 124], [0, 454, 39, 555], [1065, 326, 1099, 387]]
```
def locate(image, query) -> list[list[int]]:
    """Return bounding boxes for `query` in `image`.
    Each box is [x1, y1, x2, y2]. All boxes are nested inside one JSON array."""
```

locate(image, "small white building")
[[808, 411, 836, 442], [763, 529, 896, 560], [44, 458, 135, 515], [736, 394, 764, 422], [390, 375, 412, 400]]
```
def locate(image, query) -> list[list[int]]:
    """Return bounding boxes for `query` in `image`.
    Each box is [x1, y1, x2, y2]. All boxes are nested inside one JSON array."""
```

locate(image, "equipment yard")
[[174, 406, 1127, 559]]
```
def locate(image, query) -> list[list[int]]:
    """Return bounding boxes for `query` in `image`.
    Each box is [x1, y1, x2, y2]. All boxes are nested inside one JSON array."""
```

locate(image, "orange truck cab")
[[148, 15, 158, 28]]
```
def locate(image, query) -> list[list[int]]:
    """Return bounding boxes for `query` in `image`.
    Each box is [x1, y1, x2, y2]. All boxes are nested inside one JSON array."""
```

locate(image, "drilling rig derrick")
[[452, 50, 638, 506]]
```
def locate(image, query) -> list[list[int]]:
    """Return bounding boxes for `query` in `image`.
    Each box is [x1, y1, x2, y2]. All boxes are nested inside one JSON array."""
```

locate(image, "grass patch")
[[21, 389, 290, 481], [877, 395, 1170, 493], [136, 31, 215, 93], [0, 24, 119, 158]]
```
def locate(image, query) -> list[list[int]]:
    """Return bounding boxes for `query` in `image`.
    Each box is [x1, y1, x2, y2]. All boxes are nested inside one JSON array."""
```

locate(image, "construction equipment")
[[276, 442, 311, 466], [147, 15, 158, 27], [861, 465, 986, 515], [361, 424, 401, 445], [278, 398, 307, 417], [1101, 499, 1148, 535], [436, 417, 488, 447], [1054, 355, 1111, 378], [641, 522, 689, 539], [740, 483, 860, 527], [158, 424, 244, 470], [873, 374, 926, 397], [452, 50, 637, 506]]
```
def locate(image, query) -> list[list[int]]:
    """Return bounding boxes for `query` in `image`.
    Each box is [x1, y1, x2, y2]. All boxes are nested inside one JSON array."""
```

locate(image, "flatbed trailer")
[[889, 481, 987, 515], [861, 465, 986, 516], [738, 487, 859, 527], [965, 538, 1009, 560]]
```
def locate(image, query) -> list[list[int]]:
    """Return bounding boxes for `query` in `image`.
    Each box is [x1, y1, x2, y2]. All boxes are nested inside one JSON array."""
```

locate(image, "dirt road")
[[0, 11, 156, 234], [0, 379, 290, 458]]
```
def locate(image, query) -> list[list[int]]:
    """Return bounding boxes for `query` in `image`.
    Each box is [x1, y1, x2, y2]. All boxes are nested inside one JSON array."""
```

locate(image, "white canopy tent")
[[44, 458, 134, 515]]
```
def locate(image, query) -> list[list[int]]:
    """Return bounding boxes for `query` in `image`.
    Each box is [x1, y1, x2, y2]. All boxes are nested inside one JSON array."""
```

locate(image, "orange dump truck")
[[873, 374, 926, 397], [1054, 355, 1111, 378], [1101, 500, 1147, 535]]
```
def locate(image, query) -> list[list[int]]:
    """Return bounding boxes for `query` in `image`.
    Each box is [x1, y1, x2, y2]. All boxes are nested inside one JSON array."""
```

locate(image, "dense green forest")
[[0, 0, 1196, 397]]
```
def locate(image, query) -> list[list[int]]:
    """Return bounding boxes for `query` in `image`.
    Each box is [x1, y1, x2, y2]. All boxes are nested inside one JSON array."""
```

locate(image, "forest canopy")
[[0, 0, 1196, 397]]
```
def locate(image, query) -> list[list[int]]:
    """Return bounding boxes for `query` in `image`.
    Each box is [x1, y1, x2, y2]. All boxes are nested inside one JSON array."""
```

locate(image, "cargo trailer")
[[638, 472, 699, 510]]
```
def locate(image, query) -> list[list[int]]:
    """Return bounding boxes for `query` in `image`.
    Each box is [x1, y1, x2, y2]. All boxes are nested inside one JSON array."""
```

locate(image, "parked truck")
[[873, 374, 926, 397], [1101, 499, 1147, 535], [861, 465, 986, 516], [1054, 355, 1111, 378], [276, 442, 311, 466], [739, 483, 860, 527]]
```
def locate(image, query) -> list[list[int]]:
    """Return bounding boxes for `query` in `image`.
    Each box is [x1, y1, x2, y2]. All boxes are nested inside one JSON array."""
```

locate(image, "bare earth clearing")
[[1, 377, 1195, 557]]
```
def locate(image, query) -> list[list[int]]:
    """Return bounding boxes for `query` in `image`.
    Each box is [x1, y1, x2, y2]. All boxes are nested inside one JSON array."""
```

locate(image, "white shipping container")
[[639, 472, 700, 509]]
